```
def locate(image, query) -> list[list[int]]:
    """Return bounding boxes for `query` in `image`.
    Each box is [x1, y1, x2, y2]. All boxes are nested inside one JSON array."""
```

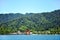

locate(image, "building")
[[17, 31, 22, 34], [25, 29, 30, 35]]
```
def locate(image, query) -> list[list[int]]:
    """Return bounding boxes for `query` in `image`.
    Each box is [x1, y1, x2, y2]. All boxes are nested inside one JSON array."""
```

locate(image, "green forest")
[[0, 9, 60, 35]]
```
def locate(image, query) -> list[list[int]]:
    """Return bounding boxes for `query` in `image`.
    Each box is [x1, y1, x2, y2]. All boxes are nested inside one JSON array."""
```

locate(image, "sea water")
[[0, 35, 60, 40]]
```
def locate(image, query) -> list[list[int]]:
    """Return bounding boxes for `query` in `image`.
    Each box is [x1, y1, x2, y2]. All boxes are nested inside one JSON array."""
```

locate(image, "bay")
[[0, 35, 60, 40]]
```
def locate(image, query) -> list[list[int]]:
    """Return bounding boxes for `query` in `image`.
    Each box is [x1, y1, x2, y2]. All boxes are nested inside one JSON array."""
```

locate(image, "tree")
[[19, 25, 28, 32]]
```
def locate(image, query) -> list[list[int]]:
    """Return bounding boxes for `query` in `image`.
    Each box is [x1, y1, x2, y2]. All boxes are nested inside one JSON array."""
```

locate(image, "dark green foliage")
[[0, 9, 60, 34]]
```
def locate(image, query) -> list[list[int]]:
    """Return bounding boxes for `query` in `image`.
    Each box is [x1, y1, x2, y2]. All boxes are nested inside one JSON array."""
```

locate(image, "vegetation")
[[0, 9, 60, 34]]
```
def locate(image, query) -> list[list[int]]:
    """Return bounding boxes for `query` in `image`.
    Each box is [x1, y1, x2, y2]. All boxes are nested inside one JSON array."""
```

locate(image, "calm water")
[[0, 35, 60, 40]]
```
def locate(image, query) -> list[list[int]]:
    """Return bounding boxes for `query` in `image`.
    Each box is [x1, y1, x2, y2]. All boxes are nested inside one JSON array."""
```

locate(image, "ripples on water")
[[0, 35, 60, 40]]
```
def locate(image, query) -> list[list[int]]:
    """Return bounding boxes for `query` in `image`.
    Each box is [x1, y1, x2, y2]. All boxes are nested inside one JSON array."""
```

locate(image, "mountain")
[[0, 9, 60, 34]]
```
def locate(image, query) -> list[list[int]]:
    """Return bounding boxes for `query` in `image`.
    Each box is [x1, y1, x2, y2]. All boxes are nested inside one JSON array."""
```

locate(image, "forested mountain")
[[0, 9, 60, 34]]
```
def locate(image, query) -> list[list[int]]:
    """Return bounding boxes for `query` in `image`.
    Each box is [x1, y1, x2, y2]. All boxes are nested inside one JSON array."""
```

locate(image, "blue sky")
[[0, 0, 60, 14]]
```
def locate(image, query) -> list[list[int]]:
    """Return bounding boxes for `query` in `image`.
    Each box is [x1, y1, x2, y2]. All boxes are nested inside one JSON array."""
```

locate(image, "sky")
[[0, 0, 60, 14]]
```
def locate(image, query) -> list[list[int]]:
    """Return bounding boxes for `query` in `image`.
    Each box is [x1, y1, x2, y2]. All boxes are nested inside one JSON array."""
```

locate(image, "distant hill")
[[0, 9, 60, 34]]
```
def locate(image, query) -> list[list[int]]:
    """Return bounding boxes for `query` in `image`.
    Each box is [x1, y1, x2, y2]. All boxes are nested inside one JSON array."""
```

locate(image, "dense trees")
[[0, 9, 60, 34]]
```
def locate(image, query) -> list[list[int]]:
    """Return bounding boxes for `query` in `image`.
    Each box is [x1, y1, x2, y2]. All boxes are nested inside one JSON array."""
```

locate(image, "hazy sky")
[[0, 0, 60, 14]]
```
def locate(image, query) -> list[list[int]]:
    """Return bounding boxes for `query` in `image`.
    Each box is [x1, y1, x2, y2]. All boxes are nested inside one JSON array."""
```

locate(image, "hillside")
[[0, 9, 60, 34]]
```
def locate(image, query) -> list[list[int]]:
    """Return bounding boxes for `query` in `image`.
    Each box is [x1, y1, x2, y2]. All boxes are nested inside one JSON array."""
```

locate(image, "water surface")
[[0, 35, 60, 40]]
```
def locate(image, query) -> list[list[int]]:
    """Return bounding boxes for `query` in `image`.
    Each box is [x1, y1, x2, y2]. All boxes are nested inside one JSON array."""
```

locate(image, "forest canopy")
[[0, 9, 60, 34]]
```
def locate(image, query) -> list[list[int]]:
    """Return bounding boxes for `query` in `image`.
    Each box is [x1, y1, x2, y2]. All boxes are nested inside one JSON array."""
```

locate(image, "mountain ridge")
[[0, 9, 60, 34]]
